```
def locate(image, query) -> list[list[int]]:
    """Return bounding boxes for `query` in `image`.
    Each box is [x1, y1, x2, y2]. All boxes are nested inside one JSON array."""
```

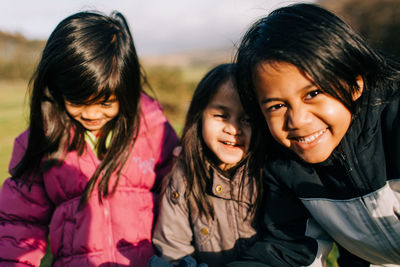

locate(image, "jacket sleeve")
[[0, 133, 53, 266], [227, 171, 327, 267], [152, 167, 195, 264], [153, 121, 179, 189]]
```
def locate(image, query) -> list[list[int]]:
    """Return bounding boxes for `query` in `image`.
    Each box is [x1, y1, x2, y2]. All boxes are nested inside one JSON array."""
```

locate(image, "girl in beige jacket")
[[151, 64, 265, 267]]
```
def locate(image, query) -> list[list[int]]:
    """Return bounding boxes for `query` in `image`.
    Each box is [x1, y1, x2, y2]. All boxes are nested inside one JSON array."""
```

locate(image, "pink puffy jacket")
[[0, 93, 179, 266]]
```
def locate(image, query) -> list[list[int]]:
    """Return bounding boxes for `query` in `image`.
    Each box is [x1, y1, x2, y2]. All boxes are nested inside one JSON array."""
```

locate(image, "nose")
[[285, 105, 311, 130], [81, 105, 102, 120], [223, 120, 242, 136]]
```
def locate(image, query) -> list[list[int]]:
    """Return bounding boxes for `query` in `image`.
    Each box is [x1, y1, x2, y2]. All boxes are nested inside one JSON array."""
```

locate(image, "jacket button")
[[215, 185, 223, 194], [171, 192, 179, 199], [201, 227, 209, 235]]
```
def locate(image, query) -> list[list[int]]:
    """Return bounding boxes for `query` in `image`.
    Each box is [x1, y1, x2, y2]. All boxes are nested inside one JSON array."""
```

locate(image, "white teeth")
[[297, 129, 327, 144], [222, 141, 236, 146]]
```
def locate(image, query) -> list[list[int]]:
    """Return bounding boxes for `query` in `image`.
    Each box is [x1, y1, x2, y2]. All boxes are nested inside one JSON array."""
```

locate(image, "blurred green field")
[[0, 79, 29, 184]]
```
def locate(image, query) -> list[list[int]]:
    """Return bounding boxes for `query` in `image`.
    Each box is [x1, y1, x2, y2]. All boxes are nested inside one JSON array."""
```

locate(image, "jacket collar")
[[206, 162, 255, 205]]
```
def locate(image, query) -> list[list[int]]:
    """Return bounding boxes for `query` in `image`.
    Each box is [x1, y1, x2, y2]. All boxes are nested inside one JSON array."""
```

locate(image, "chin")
[[300, 154, 330, 164]]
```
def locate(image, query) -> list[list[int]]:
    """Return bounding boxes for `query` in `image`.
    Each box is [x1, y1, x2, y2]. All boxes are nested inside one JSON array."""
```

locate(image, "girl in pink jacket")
[[0, 11, 178, 266]]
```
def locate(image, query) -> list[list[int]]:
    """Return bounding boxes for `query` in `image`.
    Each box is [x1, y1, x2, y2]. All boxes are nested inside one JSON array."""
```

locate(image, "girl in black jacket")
[[231, 3, 400, 267]]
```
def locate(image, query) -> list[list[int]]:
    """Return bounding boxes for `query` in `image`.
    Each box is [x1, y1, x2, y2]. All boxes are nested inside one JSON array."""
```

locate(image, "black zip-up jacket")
[[228, 81, 400, 266]]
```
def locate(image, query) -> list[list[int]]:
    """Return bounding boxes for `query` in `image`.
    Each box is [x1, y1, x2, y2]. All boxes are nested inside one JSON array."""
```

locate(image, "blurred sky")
[[0, 0, 314, 56]]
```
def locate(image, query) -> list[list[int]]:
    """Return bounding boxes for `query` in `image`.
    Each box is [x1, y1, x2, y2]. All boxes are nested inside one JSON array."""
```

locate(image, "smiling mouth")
[[221, 141, 242, 147], [294, 129, 327, 144], [83, 120, 102, 126]]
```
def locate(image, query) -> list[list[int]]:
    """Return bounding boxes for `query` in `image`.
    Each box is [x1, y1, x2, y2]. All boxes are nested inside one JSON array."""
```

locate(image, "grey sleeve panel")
[[301, 179, 400, 265]]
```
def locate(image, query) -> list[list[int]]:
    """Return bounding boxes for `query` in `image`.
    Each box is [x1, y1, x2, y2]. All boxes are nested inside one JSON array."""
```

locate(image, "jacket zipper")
[[338, 152, 363, 196], [339, 153, 352, 175]]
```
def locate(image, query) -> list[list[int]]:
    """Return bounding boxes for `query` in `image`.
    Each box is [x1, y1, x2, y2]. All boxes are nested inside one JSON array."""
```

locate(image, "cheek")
[[65, 107, 80, 118], [320, 101, 343, 117], [317, 99, 352, 131], [105, 107, 119, 118], [244, 127, 252, 146], [108, 111, 119, 118], [201, 118, 213, 147]]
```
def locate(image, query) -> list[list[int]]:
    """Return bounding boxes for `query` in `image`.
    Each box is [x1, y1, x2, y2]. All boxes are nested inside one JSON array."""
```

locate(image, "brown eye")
[[101, 102, 112, 107], [213, 114, 227, 119], [305, 90, 322, 100], [100, 99, 117, 107], [267, 103, 285, 112]]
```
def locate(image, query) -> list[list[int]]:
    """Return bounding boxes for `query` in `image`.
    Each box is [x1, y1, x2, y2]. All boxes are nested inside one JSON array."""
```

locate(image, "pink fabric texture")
[[0, 93, 179, 266]]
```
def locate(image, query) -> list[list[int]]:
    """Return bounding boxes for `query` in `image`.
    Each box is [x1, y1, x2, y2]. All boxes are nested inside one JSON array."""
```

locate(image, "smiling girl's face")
[[65, 95, 119, 136], [253, 61, 355, 164], [201, 79, 252, 171]]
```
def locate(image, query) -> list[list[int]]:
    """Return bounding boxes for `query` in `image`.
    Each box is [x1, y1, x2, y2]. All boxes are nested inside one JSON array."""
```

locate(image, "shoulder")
[[14, 129, 29, 148], [9, 129, 30, 172], [159, 161, 188, 203], [139, 93, 166, 123], [165, 161, 187, 193], [137, 92, 178, 153], [140, 92, 161, 110], [138, 93, 176, 139]]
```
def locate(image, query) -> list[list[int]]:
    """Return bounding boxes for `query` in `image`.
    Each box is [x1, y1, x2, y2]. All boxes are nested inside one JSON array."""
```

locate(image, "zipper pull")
[[340, 153, 353, 174]]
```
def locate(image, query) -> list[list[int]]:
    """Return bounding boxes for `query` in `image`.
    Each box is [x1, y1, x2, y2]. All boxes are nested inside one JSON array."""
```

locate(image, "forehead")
[[208, 79, 239, 105], [254, 61, 314, 94], [255, 61, 309, 81]]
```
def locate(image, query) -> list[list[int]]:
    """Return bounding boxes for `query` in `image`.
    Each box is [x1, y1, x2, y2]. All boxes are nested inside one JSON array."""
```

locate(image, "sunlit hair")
[[236, 3, 400, 124], [179, 63, 264, 221], [12, 11, 145, 208]]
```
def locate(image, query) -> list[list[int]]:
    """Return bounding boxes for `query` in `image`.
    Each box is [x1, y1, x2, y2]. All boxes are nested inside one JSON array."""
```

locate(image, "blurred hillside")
[[320, 0, 400, 57], [0, 31, 44, 79], [142, 47, 235, 67]]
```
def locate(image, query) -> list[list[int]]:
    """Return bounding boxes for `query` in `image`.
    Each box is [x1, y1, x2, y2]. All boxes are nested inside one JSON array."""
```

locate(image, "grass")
[[0, 79, 28, 183], [327, 243, 339, 267]]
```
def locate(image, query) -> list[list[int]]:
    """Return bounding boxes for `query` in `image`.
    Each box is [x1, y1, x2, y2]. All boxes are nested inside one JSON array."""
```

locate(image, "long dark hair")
[[179, 63, 264, 221], [12, 11, 144, 207], [236, 3, 400, 124]]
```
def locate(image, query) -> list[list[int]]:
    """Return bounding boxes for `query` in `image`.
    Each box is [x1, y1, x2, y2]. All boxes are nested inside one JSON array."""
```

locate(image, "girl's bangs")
[[62, 73, 120, 105]]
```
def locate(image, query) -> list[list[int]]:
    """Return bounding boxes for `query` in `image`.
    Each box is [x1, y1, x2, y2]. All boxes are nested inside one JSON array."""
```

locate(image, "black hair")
[[12, 11, 145, 208], [179, 63, 264, 221], [236, 3, 400, 123]]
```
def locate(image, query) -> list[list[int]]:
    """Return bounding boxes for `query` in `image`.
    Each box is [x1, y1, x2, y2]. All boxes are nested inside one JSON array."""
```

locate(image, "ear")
[[352, 75, 364, 101]]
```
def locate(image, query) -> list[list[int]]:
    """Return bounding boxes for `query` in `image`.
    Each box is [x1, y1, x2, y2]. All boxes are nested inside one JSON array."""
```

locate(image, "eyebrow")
[[208, 104, 229, 110], [259, 83, 316, 104]]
